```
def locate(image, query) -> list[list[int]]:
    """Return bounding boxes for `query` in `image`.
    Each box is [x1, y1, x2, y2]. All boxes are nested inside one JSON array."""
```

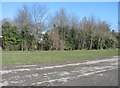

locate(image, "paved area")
[[0, 56, 119, 86]]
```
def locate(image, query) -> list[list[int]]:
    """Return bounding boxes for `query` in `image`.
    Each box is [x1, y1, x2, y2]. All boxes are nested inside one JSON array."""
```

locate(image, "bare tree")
[[49, 29, 65, 50], [69, 14, 80, 30], [16, 5, 32, 51], [49, 8, 69, 50], [30, 4, 48, 50], [86, 16, 96, 50], [97, 21, 109, 49], [79, 17, 88, 49]]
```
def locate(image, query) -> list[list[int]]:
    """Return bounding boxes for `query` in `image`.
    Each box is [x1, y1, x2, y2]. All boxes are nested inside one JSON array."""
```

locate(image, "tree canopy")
[[1, 5, 119, 51]]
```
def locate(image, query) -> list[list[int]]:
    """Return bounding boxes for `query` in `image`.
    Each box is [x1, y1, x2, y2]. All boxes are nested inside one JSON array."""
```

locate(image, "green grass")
[[2, 49, 118, 65]]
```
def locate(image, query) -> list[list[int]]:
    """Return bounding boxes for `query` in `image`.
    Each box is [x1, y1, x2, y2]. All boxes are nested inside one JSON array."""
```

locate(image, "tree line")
[[1, 4, 119, 51]]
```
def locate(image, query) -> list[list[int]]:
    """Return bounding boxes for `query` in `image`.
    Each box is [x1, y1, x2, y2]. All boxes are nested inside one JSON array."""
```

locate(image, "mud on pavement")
[[1, 56, 119, 86]]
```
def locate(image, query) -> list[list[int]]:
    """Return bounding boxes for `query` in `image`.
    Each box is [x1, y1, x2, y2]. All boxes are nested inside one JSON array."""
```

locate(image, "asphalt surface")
[[0, 56, 119, 86]]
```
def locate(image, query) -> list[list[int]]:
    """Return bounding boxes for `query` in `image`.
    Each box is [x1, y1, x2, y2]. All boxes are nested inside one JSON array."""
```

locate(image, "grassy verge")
[[2, 49, 118, 65]]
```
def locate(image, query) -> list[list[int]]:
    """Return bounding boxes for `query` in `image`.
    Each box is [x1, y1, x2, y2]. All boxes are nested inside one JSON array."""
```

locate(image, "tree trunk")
[[100, 38, 103, 50], [97, 37, 101, 50], [21, 41, 24, 51], [90, 35, 93, 50]]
